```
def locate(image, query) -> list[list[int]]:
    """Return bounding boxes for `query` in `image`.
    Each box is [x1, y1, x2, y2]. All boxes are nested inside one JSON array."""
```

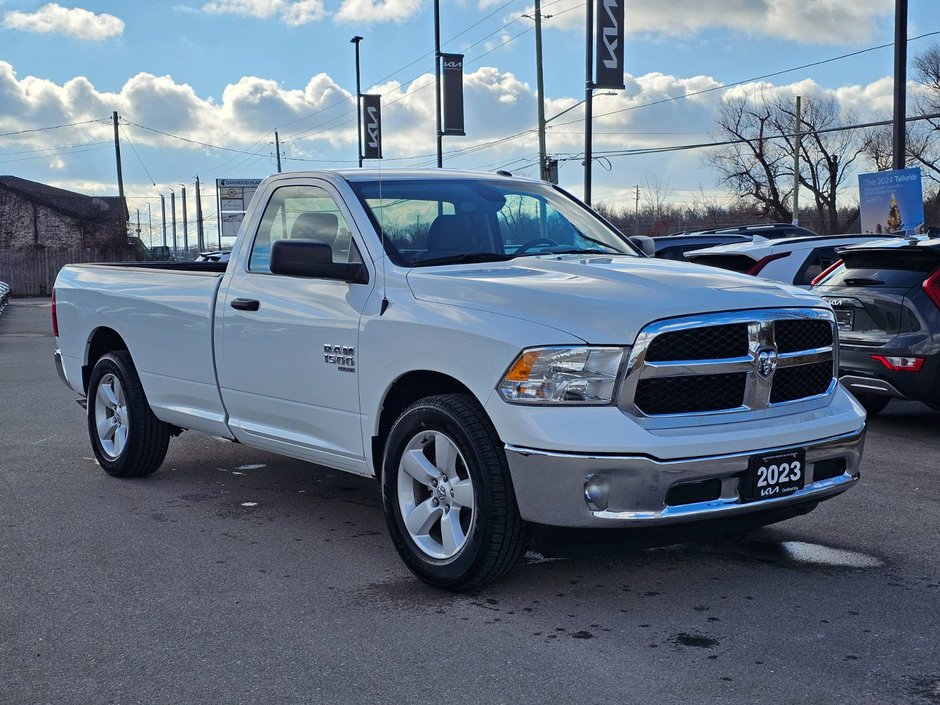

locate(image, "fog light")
[[584, 473, 611, 511]]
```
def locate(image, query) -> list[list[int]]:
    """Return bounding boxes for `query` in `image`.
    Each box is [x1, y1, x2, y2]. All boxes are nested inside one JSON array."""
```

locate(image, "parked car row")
[[652, 223, 820, 262], [659, 225, 940, 415]]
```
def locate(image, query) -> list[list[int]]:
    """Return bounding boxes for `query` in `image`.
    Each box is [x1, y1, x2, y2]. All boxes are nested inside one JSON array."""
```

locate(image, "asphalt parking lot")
[[2, 298, 939, 705]]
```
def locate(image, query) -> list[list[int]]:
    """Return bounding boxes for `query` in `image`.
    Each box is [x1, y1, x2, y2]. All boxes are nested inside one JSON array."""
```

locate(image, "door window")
[[249, 185, 360, 272]]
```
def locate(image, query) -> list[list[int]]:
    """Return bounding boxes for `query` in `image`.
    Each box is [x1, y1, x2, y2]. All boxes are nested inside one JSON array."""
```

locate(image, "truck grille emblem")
[[756, 348, 778, 379]]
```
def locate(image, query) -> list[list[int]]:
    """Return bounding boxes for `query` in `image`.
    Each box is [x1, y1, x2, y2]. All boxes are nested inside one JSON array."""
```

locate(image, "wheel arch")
[[82, 327, 129, 395], [372, 370, 479, 478]]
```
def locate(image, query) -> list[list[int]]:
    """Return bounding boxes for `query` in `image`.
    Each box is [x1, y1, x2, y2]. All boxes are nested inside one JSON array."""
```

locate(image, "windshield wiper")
[[511, 248, 623, 258], [411, 252, 515, 267]]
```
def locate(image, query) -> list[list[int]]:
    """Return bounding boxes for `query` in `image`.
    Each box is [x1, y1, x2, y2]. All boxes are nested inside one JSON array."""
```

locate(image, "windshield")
[[348, 178, 638, 267]]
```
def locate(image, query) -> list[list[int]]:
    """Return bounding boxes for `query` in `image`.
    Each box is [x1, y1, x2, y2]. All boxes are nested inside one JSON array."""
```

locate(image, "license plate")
[[742, 449, 806, 502], [834, 308, 854, 332]]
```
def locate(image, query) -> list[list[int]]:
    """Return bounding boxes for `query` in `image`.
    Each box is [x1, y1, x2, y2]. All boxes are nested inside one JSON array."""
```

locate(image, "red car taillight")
[[745, 251, 791, 276], [811, 259, 844, 287], [871, 354, 925, 372], [51, 288, 59, 338], [924, 267, 940, 310]]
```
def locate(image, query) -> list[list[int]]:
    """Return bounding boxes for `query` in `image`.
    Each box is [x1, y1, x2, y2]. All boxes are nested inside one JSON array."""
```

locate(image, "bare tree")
[[864, 44, 940, 185], [707, 92, 793, 223], [708, 91, 866, 233], [910, 43, 940, 188]]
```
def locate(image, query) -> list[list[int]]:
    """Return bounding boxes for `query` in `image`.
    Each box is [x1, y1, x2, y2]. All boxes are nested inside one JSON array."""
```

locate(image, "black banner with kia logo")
[[441, 53, 466, 136], [361, 94, 382, 160], [594, 0, 625, 90]]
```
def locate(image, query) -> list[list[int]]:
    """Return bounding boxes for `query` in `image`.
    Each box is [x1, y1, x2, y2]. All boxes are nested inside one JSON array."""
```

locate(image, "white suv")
[[684, 234, 902, 288]]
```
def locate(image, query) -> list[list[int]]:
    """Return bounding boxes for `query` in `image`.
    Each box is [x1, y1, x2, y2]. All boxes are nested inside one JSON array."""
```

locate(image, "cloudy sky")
[[0, 0, 937, 243]]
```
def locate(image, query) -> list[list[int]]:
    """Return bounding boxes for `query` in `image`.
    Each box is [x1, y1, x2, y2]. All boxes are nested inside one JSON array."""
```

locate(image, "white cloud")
[[334, 0, 421, 24], [0, 58, 919, 204], [201, 0, 325, 25], [517, 0, 892, 45], [2, 3, 124, 40]]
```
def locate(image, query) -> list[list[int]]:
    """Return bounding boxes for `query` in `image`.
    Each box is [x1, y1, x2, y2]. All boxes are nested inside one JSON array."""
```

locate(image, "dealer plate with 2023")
[[742, 448, 806, 501]]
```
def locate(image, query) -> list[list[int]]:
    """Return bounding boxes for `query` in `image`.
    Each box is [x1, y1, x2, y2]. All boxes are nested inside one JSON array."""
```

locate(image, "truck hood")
[[406, 254, 827, 343]]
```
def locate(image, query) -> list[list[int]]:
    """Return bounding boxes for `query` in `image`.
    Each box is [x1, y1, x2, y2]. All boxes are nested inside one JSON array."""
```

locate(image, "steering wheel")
[[513, 237, 558, 255]]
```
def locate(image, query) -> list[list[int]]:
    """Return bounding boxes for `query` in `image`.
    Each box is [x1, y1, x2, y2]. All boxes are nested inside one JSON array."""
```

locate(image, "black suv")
[[813, 238, 940, 415]]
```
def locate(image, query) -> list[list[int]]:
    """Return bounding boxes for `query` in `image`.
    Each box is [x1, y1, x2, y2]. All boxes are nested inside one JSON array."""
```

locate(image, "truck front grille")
[[645, 323, 749, 362], [635, 372, 747, 415], [620, 309, 836, 419]]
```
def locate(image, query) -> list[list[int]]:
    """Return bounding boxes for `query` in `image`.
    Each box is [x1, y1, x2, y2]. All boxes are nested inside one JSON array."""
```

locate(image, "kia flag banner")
[[594, 0, 625, 90], [441, 53, 466, 136], [361, 94, 382, 159]]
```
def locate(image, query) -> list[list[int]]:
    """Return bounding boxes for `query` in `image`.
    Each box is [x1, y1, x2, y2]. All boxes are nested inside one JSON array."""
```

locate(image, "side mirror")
[[270, 239, 369, 284], [628, 235, 655, 257]]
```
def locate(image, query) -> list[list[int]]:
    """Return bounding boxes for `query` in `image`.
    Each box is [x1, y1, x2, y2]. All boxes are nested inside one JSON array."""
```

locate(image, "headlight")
[[497, 346, 626, 405]]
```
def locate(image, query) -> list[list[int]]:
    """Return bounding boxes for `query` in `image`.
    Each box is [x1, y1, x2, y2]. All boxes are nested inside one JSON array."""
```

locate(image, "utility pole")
[[136, 209, 141, 239], [274, 131, 282, 173], [634, 185, 640, 235], [170, 190, 177, 255], [180, 185, 188, 256], [792, 95, 802, 225], [892, 0, 908, 170], [351, 36, 364, 167], [147, 202, 153, 247], [160, 194, 167, 248], [583, 1, 594, 205], [534, 0, 548, 181], [112, 111, 128, 221], [195, 176, 205, 251], [434, 0, 443, 168]]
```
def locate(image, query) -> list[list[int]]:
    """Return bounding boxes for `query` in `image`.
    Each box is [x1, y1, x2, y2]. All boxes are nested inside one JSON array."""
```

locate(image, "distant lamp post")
[[351, 35, 364, 168]]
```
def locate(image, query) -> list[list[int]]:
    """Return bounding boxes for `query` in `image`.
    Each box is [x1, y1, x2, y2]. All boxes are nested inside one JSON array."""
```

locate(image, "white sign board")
[[216, 178, 263, 246]]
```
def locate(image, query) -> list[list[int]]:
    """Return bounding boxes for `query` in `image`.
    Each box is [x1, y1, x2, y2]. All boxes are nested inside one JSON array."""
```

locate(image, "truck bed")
[[54, 263, 233, 438]]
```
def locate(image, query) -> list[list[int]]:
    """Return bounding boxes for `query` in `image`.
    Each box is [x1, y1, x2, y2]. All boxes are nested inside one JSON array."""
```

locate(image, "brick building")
[[0, 176, 134, 296]]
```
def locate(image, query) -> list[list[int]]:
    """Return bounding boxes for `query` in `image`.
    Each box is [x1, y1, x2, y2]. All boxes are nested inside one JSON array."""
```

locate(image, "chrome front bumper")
[[505, 427, 864, 528]]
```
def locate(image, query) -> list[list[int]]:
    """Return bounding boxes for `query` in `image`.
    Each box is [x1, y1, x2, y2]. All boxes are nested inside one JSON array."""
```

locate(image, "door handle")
[[230, 298, 260, 311]]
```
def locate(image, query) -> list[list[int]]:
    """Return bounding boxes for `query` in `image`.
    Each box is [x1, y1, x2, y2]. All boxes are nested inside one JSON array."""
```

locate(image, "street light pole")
[[434, 0, 443, 168], [892, 0, 908, 170], [351, 35, 364, 168], [583, 0, 595, 205]]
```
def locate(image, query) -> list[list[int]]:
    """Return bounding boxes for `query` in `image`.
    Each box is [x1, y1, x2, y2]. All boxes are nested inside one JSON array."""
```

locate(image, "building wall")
[[0, 189, 126, 250], [0, 188, 135, 296]]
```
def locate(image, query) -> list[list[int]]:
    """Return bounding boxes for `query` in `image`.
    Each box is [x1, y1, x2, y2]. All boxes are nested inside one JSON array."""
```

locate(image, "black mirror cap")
[[270, 239, 369, 284], [628, 235, 655, 257]]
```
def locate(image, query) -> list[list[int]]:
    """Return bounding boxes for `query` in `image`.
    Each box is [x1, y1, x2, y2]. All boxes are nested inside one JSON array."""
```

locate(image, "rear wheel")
[[381, 394, 528, 590], [87, 351, 170, 477], [853, 392, 890, 417]]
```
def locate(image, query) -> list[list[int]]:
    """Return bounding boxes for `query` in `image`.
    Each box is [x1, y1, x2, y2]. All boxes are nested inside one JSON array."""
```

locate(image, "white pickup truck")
[[53, 170, 866, 589]]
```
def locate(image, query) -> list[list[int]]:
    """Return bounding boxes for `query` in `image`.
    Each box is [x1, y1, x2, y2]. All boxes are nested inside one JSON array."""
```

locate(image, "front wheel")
[[381, 394, 528, 590], [87, 351, 170, 477]]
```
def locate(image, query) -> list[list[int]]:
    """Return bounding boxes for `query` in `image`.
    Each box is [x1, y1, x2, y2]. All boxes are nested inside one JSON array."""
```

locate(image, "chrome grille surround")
[[618, 308, 838, 424]]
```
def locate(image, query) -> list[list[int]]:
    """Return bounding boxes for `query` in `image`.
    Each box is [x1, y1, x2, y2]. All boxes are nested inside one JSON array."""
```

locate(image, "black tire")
[[853, 392, 890, 417], [86, 351, 170, 478], [381, 393, 529, 590]]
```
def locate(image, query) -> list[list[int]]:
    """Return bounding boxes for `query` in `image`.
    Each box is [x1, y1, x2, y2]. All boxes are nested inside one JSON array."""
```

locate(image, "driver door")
[[215, 181, 374, 470]]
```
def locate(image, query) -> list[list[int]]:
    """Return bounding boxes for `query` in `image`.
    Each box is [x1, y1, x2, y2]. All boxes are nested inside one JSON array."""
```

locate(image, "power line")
[[0, 118, 109, 138], [550, 29, 940, 129], [119, 125, 162, 197]]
